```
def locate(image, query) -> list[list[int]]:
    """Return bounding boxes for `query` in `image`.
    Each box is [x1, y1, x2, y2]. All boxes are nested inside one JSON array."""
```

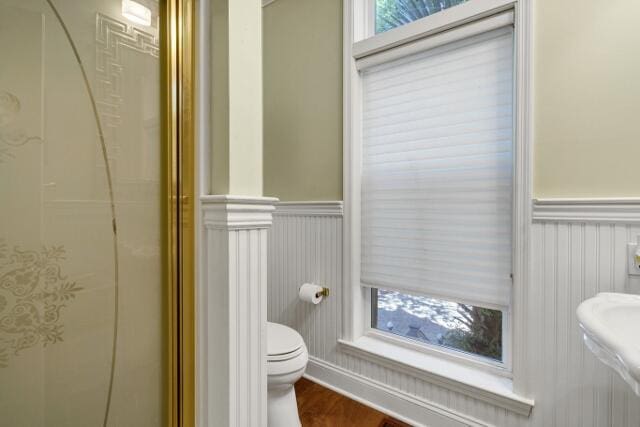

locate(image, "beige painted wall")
[[211, 0, 230, 194], [533, 0, 640, 198], [263, 0, 640, 200], [211, 0, 263, 196], [263, 0, 343, 201]]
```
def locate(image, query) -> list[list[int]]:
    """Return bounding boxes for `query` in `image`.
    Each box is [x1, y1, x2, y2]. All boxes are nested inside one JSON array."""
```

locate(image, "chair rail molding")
[[533, 198, 640, 223], [274, 201, 344, 216], [199, 195, 277, 427]]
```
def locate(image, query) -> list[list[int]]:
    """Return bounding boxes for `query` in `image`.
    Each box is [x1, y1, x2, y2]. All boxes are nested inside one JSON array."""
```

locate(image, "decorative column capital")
[[201, 195, 279, 230]]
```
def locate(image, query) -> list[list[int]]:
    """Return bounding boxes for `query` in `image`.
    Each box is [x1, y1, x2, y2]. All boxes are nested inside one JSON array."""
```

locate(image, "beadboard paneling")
[[267, 202, 640, 426], [268, 206, 344, 365], [527, 220, 640, 427]]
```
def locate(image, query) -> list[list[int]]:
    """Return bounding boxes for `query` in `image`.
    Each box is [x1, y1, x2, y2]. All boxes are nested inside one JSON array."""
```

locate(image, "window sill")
[[338, 335, 534, 417]]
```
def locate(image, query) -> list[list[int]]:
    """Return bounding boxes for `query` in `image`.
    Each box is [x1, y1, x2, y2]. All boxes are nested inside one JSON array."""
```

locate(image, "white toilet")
[[267, 321, 308, 427]]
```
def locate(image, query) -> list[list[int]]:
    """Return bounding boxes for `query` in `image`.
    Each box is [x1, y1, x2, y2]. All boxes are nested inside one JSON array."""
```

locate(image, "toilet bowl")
[[267, 322, 308, 427]]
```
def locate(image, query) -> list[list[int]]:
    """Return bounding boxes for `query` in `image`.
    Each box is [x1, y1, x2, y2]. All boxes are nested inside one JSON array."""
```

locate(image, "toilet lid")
[[267, 322, 304, 356]]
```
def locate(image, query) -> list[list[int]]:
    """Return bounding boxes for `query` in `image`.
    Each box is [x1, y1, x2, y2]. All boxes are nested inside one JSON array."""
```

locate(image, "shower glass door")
[[0, 0, 171, 425]]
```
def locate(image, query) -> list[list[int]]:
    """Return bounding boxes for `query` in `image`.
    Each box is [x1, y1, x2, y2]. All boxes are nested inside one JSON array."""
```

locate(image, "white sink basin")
[[577, 293, 640, 396]]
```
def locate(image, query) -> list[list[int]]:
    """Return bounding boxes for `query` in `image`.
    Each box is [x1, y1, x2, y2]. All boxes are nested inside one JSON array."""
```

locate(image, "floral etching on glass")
[[0, 240, 82, 367], [0, 90, 41, 163]]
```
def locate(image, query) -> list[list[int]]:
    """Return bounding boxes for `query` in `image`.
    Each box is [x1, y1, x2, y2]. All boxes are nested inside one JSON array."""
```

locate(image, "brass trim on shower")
[[163, 0, 195, 425]]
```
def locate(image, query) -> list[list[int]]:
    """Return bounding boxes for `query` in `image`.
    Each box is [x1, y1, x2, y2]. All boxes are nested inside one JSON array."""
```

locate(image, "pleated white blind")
[[360, 27, 514, 308]]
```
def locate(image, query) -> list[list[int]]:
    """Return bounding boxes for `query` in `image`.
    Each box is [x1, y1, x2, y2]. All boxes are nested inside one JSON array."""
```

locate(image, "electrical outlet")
[[627, 242, 640, 276]]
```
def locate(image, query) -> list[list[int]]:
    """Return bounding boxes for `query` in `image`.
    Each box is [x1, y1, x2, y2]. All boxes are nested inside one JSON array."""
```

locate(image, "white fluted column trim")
[[200, 195, 277, 427]]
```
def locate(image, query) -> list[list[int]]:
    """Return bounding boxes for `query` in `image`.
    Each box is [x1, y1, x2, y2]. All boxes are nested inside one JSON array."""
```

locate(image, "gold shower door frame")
[[164, 0, 194, 425]]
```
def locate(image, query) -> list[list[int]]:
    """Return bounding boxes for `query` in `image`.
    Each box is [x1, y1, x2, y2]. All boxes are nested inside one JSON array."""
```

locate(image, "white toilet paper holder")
[[299, 283, 330, 304]]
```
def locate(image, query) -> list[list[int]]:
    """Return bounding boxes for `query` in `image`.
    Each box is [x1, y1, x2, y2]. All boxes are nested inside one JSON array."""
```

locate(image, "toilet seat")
[[267, 322, 304, 362], [267, 346, 304, 363]]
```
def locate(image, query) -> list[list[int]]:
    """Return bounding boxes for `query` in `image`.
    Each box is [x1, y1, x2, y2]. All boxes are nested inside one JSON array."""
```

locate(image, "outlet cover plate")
[[627, 243, 640, 276]]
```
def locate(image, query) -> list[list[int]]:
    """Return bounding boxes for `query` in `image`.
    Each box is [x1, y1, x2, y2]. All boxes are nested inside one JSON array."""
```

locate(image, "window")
[[344, 0, 527, 373], [372, 288, 503, 361], [361, 24, 513, 364], [376, 0, 469, 33]]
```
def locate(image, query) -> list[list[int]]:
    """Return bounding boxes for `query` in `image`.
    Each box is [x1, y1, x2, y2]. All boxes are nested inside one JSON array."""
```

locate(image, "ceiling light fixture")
[[122, 0, 152, 27]]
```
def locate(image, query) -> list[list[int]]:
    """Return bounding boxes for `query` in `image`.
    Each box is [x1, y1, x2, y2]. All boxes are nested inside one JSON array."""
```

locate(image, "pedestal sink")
[[577, 293, 640, 396]]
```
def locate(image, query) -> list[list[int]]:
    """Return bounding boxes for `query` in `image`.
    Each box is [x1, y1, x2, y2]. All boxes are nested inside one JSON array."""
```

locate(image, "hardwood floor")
[[294, 378, 412, 427]]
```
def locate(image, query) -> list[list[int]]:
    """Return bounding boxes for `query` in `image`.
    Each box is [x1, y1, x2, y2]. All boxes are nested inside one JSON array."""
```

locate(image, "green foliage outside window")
[[376, 0, 469, 33], [444, 304, 502, 360]]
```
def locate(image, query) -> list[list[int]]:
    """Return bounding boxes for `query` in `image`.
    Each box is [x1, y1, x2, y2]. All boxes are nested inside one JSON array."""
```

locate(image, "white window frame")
[[342, 0, 532, 400]]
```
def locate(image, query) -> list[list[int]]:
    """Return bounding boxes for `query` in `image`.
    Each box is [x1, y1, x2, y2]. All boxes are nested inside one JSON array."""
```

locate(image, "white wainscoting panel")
[[268, 202, 344, 365], [267, 201, 640, 427], [528, 199, 640, 427]]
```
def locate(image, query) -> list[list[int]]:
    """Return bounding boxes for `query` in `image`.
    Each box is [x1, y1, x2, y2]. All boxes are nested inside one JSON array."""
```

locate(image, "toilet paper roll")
[[299, 283, 324, 305]]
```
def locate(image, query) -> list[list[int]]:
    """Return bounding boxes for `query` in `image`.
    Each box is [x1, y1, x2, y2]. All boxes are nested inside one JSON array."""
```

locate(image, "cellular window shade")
[[360, 27, 514, 308]]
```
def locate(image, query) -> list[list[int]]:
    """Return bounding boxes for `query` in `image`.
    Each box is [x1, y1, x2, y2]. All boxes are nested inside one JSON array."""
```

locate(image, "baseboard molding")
[[533, 198, 640, 223], [338, 337, 533, 416], [304, 357, 491, 427], [274, 201, 344, 216]]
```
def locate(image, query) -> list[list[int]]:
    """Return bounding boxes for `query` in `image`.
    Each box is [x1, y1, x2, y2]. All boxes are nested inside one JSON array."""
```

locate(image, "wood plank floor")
[[295, 378, 412, 427]]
